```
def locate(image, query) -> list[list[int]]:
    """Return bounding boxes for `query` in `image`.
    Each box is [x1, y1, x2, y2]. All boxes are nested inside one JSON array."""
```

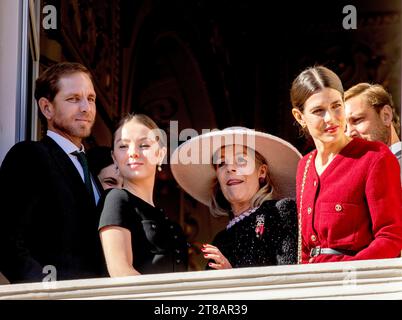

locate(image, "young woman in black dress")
[[98, 114, 188, 277]]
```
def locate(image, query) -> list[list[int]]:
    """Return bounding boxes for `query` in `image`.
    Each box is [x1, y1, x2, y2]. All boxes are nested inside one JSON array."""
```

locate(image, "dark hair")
[[112, 113, 166, 149], [34, 62, 92, 131], [345, 82, 400, 136], [290, 66, 344, 112], [86, 146, 114, 176], [290, 66, 344, 136], [34, 62, 92, 102]]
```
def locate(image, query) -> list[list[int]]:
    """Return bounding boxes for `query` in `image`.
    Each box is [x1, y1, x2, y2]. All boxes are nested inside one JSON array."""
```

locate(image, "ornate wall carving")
[[60, 0, 121, 119]]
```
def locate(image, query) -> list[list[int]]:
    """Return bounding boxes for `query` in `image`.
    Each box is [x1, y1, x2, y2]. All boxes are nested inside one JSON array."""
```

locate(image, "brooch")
[[255, 214, 265, 239]]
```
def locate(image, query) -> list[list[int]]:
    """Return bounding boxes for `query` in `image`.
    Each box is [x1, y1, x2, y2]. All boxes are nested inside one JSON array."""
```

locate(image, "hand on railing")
[[202, 243, 232, 270]]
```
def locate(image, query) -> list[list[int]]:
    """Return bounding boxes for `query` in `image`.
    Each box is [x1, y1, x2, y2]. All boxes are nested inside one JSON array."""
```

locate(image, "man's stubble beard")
[[368, 120, 390, 145], [52, 117, 94, 140]]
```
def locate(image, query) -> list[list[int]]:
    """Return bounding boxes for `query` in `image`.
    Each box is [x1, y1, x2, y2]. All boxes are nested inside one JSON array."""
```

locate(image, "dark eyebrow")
[[311, 105, 323, 110], [348, 114, 364, 121], [348, 111, 365, 118], [311, 99, 342, 109], [104, 178, 117, 184], [63, 92, 96, 98], [330, 99, 343, 105]]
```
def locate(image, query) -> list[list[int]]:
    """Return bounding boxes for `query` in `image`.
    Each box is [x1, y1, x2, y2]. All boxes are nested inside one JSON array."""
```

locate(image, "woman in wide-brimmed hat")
[[171, 127, 302, 269]]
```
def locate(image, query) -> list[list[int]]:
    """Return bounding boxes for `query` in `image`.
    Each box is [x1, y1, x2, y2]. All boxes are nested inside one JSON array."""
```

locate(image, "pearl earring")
[[157, 164, 162, 172]]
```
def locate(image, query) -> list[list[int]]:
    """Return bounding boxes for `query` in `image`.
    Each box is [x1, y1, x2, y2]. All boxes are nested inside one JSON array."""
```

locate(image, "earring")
[[259, 177, 265, 186], [157, 164, 162, 172]]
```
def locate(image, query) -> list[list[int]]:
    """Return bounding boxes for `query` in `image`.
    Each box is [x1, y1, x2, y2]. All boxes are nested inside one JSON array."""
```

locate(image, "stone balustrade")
[[0, 258, 401, 300]]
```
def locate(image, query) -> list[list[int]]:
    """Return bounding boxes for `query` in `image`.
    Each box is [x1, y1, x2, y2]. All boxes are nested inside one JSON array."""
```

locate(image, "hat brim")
[[170, 129, 302, 206]]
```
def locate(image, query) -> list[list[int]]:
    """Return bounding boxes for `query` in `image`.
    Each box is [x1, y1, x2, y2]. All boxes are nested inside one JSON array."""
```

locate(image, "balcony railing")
[[0, 258, 401, 299]]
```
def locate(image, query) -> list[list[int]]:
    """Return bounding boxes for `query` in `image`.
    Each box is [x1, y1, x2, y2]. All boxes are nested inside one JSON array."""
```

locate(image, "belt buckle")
[[310, 246, 321, 257]]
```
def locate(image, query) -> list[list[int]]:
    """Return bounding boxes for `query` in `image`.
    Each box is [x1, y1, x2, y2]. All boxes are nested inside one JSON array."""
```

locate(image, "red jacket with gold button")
[[296, 138, 402, 263]]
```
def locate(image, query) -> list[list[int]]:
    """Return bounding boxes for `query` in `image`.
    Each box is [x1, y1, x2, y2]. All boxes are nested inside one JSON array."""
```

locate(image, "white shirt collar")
[[47, 130, 84, 154], [390, 141, 401, 156]]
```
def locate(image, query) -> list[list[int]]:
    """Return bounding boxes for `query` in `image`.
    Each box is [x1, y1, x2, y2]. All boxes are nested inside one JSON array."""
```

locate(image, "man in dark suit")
[[0, 62, 106, 283]]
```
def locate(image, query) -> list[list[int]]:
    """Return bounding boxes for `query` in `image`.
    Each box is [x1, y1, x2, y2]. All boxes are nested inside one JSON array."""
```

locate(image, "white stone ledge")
[[0, 258, 401, 300]]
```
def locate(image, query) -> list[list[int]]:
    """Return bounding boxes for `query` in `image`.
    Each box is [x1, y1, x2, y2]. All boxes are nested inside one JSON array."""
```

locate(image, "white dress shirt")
[[390, 141, 401, 161], [389, 141, 402, 184]]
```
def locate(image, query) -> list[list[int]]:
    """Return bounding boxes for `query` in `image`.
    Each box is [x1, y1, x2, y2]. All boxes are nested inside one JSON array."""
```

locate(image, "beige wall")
[[0, 0, 21, 163], [0, 0, 24, 284]]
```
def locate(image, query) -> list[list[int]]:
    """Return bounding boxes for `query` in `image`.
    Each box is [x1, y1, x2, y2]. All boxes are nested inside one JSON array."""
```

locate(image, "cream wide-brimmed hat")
[[170, 127, 302, 206]]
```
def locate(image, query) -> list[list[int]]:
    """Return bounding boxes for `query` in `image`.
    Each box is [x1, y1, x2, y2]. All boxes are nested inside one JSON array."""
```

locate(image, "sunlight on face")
[[112, 120, 164, 182], [345, 95, 389, 144], [301, 87, 346, 144], [49, 72, 96, 146], [214, 145, 265, 214]]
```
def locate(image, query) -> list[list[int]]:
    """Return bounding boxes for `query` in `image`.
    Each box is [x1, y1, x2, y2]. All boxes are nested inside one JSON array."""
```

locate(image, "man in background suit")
[[0, 62, 106, 283], [345, 83, 401, 183]]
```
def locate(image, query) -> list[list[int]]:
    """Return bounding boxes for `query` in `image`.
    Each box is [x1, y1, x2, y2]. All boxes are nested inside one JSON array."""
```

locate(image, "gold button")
[[307, 207, 312, 215], [335, 204, 343, 212], [311, 235, 317, 242]]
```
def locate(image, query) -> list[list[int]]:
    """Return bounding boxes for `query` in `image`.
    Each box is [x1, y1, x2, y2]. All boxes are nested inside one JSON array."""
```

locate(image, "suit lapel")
[[41, 136, 92, 202], [92, 174, 104, 200]]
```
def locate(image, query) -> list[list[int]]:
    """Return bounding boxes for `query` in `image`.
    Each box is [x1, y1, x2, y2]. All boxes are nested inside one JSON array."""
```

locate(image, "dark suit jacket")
[[0, 136, 106, 283]]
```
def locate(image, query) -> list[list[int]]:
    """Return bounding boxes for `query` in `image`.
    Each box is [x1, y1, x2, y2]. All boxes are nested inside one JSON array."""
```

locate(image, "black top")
[[208, 198, 298, 269], [98, 189, 188, 274]]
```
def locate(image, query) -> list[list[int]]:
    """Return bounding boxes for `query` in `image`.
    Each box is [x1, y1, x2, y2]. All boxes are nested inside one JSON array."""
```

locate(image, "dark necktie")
[[395, 150, 401, 161], [72, 150, 95, 199]]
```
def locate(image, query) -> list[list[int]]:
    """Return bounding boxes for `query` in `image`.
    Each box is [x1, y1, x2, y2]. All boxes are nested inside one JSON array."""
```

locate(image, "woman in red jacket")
[[290, 65, 402, 264]]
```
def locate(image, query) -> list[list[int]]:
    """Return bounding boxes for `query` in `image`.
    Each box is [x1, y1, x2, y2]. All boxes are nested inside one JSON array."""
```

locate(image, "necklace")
[[227, 206, 260, 229], [297, 153, 313, 264]]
